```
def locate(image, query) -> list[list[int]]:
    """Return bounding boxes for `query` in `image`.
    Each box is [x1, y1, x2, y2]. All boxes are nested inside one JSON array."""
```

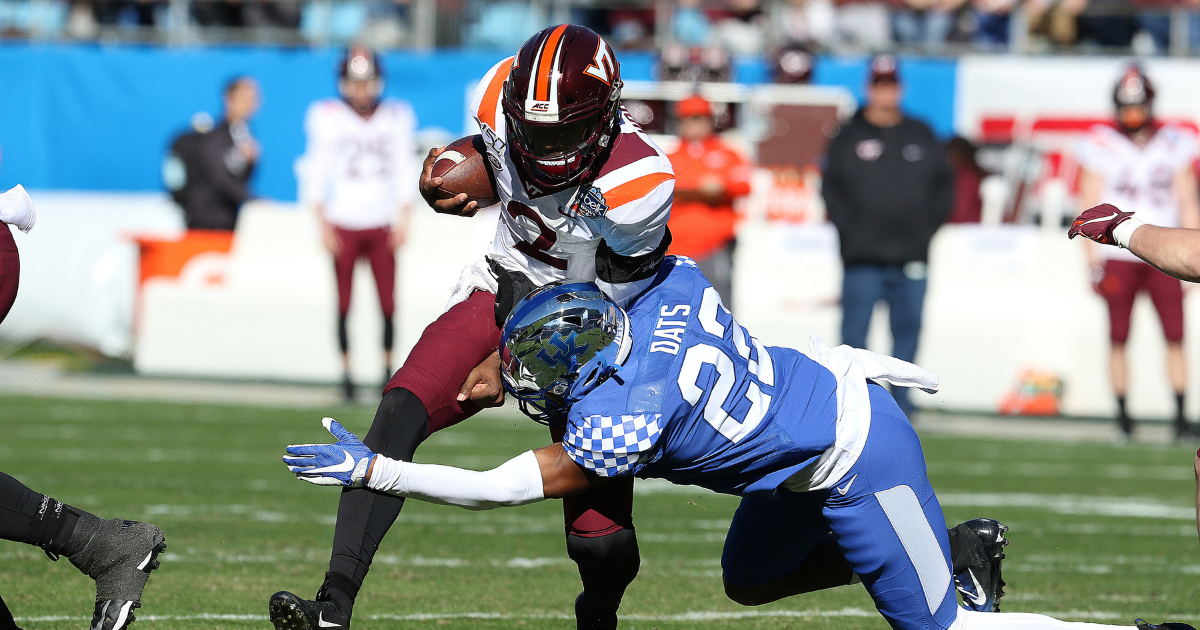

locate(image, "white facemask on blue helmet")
[[499, 281, 632, 424]]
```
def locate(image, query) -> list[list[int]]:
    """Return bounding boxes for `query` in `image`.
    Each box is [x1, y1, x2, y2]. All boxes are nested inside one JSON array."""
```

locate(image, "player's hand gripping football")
[[1068, 203, 1139, 246], [419, 146, 480, 217], [283, 418, 376, 488]]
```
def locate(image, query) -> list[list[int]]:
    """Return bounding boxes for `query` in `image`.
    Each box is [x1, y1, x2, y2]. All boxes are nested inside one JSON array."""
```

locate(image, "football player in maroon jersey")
[[271, 25, 674, 630]]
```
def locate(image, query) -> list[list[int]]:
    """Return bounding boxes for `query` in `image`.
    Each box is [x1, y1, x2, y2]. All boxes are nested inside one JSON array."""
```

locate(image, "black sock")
[[325, 388, 429, 604], [1176, 393, 1186, 424], [1117, 396, 1128, 419], [382, 319, 394, 352], [0, 472, 77, 553], [337, 314, 349, 354]]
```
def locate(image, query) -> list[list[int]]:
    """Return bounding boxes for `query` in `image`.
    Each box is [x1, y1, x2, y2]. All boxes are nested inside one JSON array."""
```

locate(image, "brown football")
[[430, 135, 500, 207]]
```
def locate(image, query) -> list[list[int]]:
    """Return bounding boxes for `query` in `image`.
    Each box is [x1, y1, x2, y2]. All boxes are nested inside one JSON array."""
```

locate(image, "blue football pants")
[[722, 384, 957, 630]]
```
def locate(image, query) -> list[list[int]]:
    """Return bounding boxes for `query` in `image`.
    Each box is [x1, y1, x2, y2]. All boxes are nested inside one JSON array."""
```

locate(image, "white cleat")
[[0, 185, 35, 233]]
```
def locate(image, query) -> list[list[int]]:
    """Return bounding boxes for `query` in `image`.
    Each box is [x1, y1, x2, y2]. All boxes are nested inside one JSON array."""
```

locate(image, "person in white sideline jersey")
[[1075, 63, 1200, 440], [283, 261, 1194, 630], [301, 44, 417, 400]]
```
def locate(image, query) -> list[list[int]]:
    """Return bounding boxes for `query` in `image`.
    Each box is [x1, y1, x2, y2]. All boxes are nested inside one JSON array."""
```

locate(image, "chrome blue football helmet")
[[500, 281, 632, 424]]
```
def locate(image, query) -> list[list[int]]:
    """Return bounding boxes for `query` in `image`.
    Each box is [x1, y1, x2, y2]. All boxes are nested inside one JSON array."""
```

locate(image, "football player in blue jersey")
[[283, 257, 1192, 630]]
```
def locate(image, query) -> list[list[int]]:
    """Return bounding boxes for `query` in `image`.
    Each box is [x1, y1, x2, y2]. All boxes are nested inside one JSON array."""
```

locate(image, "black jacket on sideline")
[[821, 109, 953, 266], [179, 121, 255, 231]]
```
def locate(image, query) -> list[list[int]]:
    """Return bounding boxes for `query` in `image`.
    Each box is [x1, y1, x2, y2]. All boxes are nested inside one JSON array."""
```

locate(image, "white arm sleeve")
[[366, 450, 545, 510]]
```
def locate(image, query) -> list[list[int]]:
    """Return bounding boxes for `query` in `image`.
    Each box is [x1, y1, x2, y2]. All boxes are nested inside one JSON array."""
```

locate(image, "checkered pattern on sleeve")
[[563, 413, 664, 477]]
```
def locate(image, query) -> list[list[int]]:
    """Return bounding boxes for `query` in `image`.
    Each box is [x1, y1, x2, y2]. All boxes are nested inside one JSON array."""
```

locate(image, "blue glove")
[[284, 417, 377, 488]]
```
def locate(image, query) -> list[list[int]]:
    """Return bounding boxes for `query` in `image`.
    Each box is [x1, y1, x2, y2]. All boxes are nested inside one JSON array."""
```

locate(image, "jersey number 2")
[[676, 288, 774, 443], [505, 201, 568, 270]]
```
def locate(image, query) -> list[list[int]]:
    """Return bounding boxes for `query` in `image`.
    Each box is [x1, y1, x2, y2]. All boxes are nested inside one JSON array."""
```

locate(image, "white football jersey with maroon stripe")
[[301, 98, 417, 231], [447, 56, 675, 308], [1076, 123, 1197, 262]]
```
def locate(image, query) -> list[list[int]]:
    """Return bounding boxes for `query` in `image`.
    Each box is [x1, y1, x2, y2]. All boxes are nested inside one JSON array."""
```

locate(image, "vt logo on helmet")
[[502, 25, 624, 195], [500, 281, 632, 424]]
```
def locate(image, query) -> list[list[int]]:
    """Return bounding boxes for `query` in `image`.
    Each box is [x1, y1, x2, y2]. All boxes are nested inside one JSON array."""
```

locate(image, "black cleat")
[[68, 519, 166, 630], [948, 518, 1007, 612], [1174, 420, 1197, 441], [341, 375, 356, 403], [574, 592, 617, 630], [1137, 620, 1197, 630], [269, 590, 351, 630]]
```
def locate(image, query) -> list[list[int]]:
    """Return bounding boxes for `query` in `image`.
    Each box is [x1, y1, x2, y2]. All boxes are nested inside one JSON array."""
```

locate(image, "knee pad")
[[566, 529, 640, 598]]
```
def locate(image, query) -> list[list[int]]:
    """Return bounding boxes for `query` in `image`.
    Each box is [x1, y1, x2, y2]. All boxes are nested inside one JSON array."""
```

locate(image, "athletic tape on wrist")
[[1112, 216, 1145, 249]]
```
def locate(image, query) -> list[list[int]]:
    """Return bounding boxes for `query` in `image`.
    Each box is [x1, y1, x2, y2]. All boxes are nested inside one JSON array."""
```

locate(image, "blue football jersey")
[[562, 257, 840, 496]]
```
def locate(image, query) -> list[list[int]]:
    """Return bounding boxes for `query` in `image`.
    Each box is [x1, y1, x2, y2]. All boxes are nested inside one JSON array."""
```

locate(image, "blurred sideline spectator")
[[971, 0, 1019, 47], [892, 0, 965, 49], [174, 76, 260, 232], [609, 5, 657, 48], [834, 0, 893, 49], [658, 42, 734, 82], [462, 0, 542, 50], [946, 136, 985, 223], [768, 0, 836, 50], [666, 95, 753, 311], [821, 54, 953, 416], [1075, 64, 1200, 439], [770, 43, 815, 83], [301, 46, 416, 400], [711, 0, 769, 55], [672, 0, 711, 45], [94, 0, 163, 28]]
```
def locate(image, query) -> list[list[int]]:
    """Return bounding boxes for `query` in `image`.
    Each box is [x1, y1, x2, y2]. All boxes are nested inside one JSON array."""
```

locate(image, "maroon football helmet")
[[502, 25, 623, 193], [1113, 64, 1155, 107], [339, 44, 384, 112], [1112, 64, 1155, 134]]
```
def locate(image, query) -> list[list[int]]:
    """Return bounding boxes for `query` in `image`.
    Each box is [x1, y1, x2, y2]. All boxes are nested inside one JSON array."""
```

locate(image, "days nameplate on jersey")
[[572, 186, 609, 219]]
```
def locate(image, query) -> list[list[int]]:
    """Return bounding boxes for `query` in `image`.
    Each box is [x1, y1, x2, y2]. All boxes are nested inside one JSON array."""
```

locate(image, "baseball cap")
[[675, 95, 712, 118], [869, 54, 899, 84]]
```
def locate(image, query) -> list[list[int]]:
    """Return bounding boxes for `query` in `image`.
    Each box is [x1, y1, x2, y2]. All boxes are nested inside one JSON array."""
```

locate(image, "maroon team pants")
[[334, 227, 395, 318], [1100, 259, 1184, 344], [0, 224, 17, 325], [386, 289, 635, 537]]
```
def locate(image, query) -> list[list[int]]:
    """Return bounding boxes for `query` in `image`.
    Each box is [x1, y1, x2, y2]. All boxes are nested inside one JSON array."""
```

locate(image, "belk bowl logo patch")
[[574, 186, 608, 219]]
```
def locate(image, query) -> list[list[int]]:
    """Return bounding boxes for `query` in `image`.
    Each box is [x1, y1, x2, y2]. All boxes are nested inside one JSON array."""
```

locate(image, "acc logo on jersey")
[[572, 186, 609, 219]]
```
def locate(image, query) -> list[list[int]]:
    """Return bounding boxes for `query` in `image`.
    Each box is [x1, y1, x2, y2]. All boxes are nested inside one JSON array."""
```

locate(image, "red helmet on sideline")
[[502, 25, 623, 193]]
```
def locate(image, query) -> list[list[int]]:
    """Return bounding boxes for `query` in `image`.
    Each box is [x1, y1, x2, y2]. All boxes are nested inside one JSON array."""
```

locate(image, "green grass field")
[[1, 394, 1197, 629]]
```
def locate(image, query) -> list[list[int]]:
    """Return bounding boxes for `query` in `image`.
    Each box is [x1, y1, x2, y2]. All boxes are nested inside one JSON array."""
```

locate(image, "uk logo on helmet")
[[536, 332, 591, 369]]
